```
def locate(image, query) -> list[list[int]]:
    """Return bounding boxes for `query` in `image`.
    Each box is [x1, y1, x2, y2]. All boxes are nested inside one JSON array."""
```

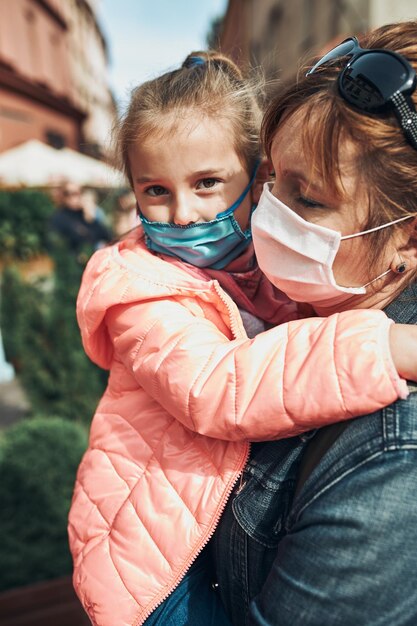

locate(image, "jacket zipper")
[[134, 441, 251, 626], [212, 280, 247, 340]]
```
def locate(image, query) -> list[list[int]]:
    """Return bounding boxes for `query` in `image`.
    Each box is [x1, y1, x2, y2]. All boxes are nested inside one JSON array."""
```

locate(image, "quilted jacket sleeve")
[[103, 297, 406, 442]]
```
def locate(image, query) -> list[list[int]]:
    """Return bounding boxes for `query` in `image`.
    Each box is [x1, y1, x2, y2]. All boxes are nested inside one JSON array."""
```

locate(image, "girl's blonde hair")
[[262, 21, 417, 273], [115, 51, 263, 185]]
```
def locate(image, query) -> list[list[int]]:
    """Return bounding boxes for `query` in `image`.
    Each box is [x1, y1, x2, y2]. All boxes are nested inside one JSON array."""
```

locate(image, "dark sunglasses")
[[307, 36, 417, 150]]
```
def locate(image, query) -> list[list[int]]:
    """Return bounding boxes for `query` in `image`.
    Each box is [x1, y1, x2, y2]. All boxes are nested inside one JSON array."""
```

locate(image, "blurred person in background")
[[112, 189, 138, 236], [80, 187, 109, 227], [49, 182, 111, 257]]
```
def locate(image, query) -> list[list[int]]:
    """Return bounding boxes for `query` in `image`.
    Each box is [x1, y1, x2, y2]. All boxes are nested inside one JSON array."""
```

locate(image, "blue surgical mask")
[[139, 166, 258, 269]]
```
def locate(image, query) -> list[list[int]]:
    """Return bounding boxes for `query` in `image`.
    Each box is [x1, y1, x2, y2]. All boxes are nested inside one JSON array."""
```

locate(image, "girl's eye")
[[197, 178, 220, 190], [145, 185, 168, 197]]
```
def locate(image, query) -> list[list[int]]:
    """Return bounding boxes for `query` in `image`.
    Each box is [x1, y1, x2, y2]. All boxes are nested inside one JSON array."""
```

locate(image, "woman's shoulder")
[[296, 387, 417, 506], [344, 383, 417, 448]]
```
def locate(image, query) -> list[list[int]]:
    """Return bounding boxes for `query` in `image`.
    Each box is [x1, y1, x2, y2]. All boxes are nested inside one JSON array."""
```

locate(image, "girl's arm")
[[104, 297, 406, 441]]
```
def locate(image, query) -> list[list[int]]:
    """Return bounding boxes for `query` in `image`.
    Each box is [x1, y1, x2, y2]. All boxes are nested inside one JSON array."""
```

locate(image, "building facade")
[[219, 0, 417, 84], [0, 0, 115, 156], [64, 0, 116, 157]]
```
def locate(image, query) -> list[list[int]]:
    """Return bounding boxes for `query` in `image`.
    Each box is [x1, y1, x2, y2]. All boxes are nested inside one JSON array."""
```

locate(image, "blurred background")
[[0, 1, 416, 624]]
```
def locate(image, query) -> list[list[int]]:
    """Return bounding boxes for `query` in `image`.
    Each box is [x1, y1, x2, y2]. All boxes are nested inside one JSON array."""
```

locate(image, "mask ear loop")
[[361, 251, 407, 289], [343, 216, 413, 287], [361, 268, 392, 288], [341, 214, 414, 239], [215, 160, 261, 219]]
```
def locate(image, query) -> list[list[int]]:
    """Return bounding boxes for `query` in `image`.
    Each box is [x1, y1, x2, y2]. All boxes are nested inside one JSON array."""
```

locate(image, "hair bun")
[[183, 55, 206, 69], [182, 50, 244, 81]]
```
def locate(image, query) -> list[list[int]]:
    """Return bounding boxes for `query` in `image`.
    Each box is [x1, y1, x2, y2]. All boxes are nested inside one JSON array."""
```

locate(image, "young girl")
[[68, 51, 417, 626]]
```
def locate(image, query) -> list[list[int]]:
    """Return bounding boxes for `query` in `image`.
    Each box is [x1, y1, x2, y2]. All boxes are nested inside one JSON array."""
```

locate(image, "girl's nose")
[[172, 195, 200, 225]]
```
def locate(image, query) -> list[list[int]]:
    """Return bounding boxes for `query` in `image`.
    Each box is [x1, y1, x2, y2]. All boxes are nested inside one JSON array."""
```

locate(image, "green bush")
[[0, 190, 54, 261], [0, 416, 88, 591], [1, 254, 107, 422]]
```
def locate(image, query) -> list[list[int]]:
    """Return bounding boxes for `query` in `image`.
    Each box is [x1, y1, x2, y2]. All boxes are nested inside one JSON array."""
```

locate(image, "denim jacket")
[[213, 283, 417, 626]]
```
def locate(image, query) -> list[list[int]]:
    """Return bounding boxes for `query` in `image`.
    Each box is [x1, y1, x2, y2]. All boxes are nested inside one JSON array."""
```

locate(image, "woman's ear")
[[251, 158, 272, 204], [390, 217, 417, 274]]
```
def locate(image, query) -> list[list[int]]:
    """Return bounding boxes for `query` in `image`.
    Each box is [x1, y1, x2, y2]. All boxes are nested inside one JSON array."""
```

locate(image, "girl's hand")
[[390, 324, 417, 381]]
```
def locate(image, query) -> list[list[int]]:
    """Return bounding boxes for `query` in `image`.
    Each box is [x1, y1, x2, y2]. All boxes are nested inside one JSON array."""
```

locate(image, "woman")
[[213, 21, 417, 626]]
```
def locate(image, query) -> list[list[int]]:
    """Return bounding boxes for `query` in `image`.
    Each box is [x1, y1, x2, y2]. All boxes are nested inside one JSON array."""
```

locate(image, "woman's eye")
[[198, 178, 220, 190], [296, 195, 324, 209], [145, 185, 168, 197]]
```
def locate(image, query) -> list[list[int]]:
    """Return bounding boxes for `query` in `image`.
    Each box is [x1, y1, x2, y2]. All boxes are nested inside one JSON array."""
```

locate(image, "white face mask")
[[252, 183, 411, 306]]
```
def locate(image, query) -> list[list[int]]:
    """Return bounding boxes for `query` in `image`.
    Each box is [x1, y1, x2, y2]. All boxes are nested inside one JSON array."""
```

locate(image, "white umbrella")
[[0, 140, 125, 188], [60, 147, 125, 187]]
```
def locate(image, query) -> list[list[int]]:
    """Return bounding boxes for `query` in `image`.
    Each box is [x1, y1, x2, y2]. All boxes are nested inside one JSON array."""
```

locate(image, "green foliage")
[[0, 190, 54, 261], [0, 190, 106, 591], [1, 249, 107, 422], [0, 416, 88, 590]]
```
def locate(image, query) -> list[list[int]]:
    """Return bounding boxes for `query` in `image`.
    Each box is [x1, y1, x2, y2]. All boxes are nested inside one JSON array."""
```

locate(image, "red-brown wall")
[[0, 0, 85, 153], [0, 0, 71, 97], [0, 88, 80, 151]]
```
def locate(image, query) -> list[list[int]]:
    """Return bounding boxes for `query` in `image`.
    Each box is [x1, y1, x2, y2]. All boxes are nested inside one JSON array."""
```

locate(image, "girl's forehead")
[[145, 110, 233, 143], [128, 113, 245, 179], [136, 115, 240, 159]]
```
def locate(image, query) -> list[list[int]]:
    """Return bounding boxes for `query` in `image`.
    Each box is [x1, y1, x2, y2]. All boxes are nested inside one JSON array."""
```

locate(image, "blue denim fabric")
[[213, 284, 417, 626], [143, 548, 232, 626], [212, 437, 308, 625], [213, 387, 417, 626]]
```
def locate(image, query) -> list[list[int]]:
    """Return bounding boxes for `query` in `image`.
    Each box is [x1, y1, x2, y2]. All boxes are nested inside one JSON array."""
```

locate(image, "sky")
[[98, 0, 228, 109]]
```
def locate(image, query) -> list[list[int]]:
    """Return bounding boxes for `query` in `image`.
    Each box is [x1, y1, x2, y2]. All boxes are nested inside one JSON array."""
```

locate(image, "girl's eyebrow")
[[135, 169, 229, 184], [192, 168, 228, 177], [135, 175, 162, 184]]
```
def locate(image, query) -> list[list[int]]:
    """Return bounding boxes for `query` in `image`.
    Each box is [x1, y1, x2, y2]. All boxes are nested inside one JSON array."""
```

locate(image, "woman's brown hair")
[[262, 21, 417, 272]]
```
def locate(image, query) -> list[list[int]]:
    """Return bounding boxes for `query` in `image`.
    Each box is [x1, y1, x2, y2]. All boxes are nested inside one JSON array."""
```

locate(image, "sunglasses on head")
[[307, 36, 417, 151]]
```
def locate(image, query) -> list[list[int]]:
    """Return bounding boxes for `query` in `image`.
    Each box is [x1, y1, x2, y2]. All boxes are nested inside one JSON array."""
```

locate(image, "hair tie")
[[188, 56, 206, 68]]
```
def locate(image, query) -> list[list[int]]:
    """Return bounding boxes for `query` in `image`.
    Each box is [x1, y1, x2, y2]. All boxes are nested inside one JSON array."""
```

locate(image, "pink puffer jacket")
[[69, 230, 406, 626]]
